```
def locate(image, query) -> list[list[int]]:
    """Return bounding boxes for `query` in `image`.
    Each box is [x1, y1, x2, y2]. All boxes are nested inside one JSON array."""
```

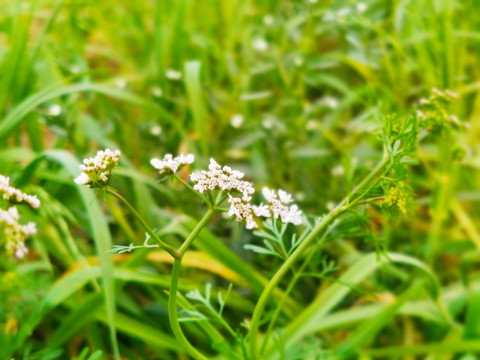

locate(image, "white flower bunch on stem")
[[74, 149, 121, 188], [151, 153, 194, 174], [262, 188, 303, 225], [190, 158, 302, 229], [0, 175, 40, 208], [0, 174, 40, 258]]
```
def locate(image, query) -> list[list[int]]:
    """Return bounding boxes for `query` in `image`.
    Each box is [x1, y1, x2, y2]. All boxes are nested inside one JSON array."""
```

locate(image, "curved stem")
[[260, 249, 314, 352], [173, 173, 204, 200], [169, 257, 209, 360], [168, 208, 216, 359], [248, 156, 391, 359], [179, 208, 216, 257], [105, 186, 178, 258]]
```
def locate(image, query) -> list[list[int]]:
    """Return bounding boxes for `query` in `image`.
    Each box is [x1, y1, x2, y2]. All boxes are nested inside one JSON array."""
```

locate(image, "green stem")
[[169, 258, 209, 360], [168, 208, 216, 360], [173, 173, 204, 200], [260, 250, 314, 352], [105, 186, 179, 258], [179, 208, 216, 257], [248, 156, 391, 359]]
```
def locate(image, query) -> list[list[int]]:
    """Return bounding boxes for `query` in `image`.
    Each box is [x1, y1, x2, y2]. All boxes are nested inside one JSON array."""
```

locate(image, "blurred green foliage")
[[1, 0, 480, 359]]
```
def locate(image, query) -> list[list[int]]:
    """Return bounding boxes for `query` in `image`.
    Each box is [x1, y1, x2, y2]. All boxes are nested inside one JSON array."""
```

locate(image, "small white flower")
[[445, 89, 458, 98], [150, 125, 162, 136], [323, 96, 339, 109], [282, 205, 303, 225], [356, 2, 367, 14], [278, 190, 293, 204], [327, 201, 336, 211], [0, 175, 40, 209], [331, 165, 344, 176], [262, 188, 275, 203], [49, 104, 62, 116], [294, 57, 304, 67], [15, 242, 29, 259], [22, 222, 37, 236], [166, 69, 182, 80], [151, 153, 195, 175], [74, 172, 90, 185], [263, 14, 274, 25], [74, 149, 121, 188], [252, 38, 268, 52], [1, 206, 37, 258], [227, 195, 259, 229], [115, 78, 127, 89], [191, 158, 254, 201], [230, 114, 244, 128], [152, 86, 163, 97], [262, 187, 303, 226], [252, 204, 270, 218]]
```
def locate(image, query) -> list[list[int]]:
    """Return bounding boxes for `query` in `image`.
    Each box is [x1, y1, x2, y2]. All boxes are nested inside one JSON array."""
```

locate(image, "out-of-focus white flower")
[[445, 89, 458, 98], [331, 165, 344, 176], [262, 188, 303, 225], [262, 117, 274, 129], [323, 96, 339, 109], [327, 201, 336, 211], [230, 114, 244, 128], [263, 14, 274, 25], [166, 69, 182, 80], [281, 204, 303, 225], [74, 149, 121, 188], [152, 86, 163, 97], [150, 125, 162, 136], [70, 65, 81, 74], [252, 38, 268, 52], [49, 104, 62, 116], [115, 78, 127, 89], [1, 206, 37, 259], [0, 175, 40, 209], [356, 2, 367, 14], [306, 120, 317, 130], [252, 204, 271, 217], [191, 159, 254, 201], [151, 153, 194, 175], [294, 57, 304, 67]]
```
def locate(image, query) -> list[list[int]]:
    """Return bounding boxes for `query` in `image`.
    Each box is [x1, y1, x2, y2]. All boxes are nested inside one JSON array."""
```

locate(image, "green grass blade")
[[45, 150, 120, 360]]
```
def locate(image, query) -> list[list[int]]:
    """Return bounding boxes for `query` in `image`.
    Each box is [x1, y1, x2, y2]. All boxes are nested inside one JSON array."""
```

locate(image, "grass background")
[[1, 0, 480, 359]]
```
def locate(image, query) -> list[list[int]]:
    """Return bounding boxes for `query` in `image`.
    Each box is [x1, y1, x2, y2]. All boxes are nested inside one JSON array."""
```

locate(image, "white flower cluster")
[[191, 158, 302, 229], [227, 195, 270, 229], [74, 149, 121, 188], [191, 159, 255, 201], [0, 175, 40, 208], [151, 153, 194, 175], [262, 188, 303, 225], [0, 206, 37, 258]]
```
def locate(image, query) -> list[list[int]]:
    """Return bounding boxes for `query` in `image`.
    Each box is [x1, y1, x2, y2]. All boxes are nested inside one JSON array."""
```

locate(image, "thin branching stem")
[[248, 155, 391, 358], [105, 186, 179, 258], [168, 208, 217, 360]]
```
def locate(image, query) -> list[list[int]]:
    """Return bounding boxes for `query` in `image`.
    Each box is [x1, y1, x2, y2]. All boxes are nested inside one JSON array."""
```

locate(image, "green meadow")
[[1, 0, 480, 359]]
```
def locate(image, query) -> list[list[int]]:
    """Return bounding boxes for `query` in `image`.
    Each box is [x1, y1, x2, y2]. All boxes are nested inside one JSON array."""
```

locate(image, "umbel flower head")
[[74, 149, 121, 188], [0, 175, 40, 208], [227, 195, 270, 229], [262, 188, 303, 225], [191, 158, 254, 201], [190, 158, 302, 229], [0, 207, 36, 258], [151, 153, 194, 175], [0, 174, 40, 258]]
